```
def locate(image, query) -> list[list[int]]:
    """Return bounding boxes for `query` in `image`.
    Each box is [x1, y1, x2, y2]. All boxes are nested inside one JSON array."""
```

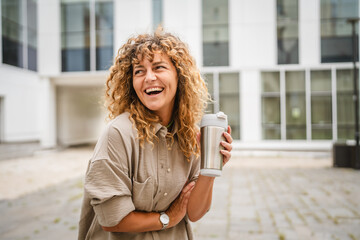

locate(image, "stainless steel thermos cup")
[[200, 112, 228, 177]]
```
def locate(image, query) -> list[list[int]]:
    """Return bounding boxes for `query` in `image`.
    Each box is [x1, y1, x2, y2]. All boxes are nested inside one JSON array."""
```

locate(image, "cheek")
[[132, 79, 141, 95]]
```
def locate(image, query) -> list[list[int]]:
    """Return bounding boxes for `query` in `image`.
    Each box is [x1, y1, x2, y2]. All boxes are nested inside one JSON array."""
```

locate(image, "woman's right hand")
[[165, 181, 195, 228]]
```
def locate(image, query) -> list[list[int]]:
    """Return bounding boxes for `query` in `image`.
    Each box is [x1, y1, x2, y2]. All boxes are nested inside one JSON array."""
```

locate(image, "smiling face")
[[132, 52, 178, 125]]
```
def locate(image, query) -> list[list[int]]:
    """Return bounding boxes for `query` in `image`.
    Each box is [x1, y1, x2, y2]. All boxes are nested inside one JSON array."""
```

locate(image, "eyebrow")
[[133, 61, 169, 69], [153, 61, 168, 66]]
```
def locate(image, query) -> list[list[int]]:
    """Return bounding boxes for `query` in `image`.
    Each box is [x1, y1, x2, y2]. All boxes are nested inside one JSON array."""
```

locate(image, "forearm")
[[187, 175, 215, 222], [102, 211, 162, 233]]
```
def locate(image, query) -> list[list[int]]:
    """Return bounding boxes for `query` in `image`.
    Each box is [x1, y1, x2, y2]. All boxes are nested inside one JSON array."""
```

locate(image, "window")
[[337, 69, 355, 139], [286, 71, 306, 139], [219, 73, 240, 139], [321, 0, 359, 63], [152, 0, 163, 30], [95, 0, 113, 70], [204, 73, 215, 114], [202, 0, 229, 66], [262, 72, 281, 139], [202, 72, 240, 139], [277, 0, 299, 64], [1, 0, 37, 71], [311, 70, 332, 139], [61, 0, 113, 72]]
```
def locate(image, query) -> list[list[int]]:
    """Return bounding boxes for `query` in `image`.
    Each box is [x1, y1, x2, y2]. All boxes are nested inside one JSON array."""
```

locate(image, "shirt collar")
[[154, 120, 178, 136]]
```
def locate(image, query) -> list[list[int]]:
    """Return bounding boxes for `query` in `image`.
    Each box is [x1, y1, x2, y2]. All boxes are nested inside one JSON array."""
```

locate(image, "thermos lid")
[[200, 112, 228, 129]]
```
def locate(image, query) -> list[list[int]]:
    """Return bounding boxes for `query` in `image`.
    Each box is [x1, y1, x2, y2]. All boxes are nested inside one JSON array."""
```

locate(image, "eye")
[[134, 69, 143, 75], [155, 65, 165, 70]]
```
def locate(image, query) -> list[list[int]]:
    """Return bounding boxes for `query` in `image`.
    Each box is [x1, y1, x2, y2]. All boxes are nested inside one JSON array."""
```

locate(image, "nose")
[[145, 69, 156, 82]]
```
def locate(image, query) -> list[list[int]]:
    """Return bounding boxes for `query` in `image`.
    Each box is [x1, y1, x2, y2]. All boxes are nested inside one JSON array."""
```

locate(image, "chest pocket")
[[132, 176, 154, 212]]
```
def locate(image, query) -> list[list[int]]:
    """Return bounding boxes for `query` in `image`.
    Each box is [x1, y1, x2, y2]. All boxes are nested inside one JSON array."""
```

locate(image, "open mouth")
[[145, 87, 164, 95]]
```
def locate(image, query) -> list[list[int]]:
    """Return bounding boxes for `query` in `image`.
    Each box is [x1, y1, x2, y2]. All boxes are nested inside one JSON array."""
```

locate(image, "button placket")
[[158, 128, 168, 201]]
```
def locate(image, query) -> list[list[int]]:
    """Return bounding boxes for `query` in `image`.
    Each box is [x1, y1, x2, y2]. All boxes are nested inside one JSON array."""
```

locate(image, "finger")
[[180, 182, 194, 199], [221, 150, 231, 162], [223, 132, 233, 144], [227, 125, 232, 135], [183, 181, 195, 193], [221, 141, 232, 152]]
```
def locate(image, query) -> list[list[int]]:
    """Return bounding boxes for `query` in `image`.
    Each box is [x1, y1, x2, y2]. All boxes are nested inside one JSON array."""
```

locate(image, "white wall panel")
[[240, 70, 261, 141], [163, 0, 202, 65], [230, 0, 277, 68], [0, 66, 41, 142], [299, 0, 320, 65], [114, 0, 152, 52], [38, 0, 61, 75]]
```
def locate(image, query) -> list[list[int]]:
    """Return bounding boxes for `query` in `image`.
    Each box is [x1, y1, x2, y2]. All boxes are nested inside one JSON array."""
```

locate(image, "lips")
[[145, 87, 164, 95]]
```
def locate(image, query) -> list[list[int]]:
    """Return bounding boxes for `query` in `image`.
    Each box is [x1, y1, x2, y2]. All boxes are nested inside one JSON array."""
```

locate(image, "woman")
[[78, 29, 233, 240]]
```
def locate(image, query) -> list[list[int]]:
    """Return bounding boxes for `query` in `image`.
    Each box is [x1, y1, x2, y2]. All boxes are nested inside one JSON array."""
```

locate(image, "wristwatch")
[[159, 212, 169, 230]]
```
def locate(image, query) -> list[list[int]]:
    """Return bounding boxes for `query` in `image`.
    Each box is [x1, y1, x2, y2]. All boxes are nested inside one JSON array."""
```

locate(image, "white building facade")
[[0, 0, 359, 153]]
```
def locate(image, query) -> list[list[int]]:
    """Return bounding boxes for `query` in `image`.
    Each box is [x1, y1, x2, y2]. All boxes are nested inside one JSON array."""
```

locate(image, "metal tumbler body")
[[200, 112, 228, 177]]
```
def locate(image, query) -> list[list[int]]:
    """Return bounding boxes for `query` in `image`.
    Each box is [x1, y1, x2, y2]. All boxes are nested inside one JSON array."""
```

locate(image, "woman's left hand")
[[220, 125, 233, 166]]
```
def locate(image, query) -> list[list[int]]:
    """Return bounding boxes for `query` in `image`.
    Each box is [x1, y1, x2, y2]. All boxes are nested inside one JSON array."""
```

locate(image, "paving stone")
[[1, 148, 360, 240]]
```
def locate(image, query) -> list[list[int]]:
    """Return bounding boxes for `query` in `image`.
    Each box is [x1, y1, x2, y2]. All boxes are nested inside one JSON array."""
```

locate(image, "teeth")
[[145, 87, 164, 94]]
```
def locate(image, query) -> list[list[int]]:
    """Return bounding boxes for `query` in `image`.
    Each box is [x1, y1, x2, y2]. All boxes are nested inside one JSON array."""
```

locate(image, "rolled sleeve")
[[188, 156, 200, 182], [85, 159, 135, 227]]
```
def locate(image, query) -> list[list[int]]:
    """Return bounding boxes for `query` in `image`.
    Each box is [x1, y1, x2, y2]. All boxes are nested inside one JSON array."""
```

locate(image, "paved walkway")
[[0, 147, 359, 240]]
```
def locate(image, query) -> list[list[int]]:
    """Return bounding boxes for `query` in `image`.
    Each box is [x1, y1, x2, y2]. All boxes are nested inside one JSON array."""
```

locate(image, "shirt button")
[[164, 192, 168, 197], [167, 168, 171, 173]]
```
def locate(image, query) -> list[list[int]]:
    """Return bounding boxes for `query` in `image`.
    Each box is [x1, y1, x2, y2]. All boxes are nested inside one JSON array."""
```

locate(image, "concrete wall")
[[0, 65, 41, 142], [56, 85, 106, 146]]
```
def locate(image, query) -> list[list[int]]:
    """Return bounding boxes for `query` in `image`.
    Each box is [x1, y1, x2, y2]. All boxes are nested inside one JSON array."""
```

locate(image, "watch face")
[[160, 213, 169, 224]]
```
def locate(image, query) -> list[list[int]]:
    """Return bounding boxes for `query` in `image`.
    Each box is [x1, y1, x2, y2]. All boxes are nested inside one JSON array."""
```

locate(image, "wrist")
[[198, 174, 216, 181], [159, 212, 169, 230]]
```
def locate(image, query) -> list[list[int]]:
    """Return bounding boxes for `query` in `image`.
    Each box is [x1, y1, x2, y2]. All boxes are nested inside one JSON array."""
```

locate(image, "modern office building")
[[0, 0, 359, 154]]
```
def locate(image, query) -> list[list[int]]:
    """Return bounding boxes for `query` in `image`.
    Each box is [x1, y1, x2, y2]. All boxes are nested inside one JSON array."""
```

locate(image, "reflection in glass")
[[261, 72, 281, 139], [202, 0, 229, 66], [152, 0, 162, 30], [27, 0, 37, 71], [277, 0, 299, 64], [203, 73, 214, 114], [337, 69, 355, 139], [61, 1, 90, 72], [219, 73, 240, 139], [2, 0, 23, 68], [320, 0, 358, 62], [286, 71, 306, 139], [311, 70, 332, 139], [96, 0, 113, 70]]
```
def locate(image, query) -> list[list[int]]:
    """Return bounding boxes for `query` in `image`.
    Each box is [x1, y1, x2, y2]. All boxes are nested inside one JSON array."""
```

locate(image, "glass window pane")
[[286, 71, 305, 91], [152, 0, 162, 30], [337, 69, 355, 140], [277, 0, 299, 64], [286, 71, 306, 139], [96, 0, 113, 70], [2, 0, 23, 68], [311, 96, 332, 124], [311, 70, 331, 92], [27, 0, 37, 71], [262, 71, 281, 139], [263, 97, 281, 124], [262, 72, 280, 93], [202, 0, 229, 66], [311, 70, 332, 139], [204, 73, 215, 114], [61, 1, 90, 72], [320, 0, 358, 62], [219, 73, 240, 139]]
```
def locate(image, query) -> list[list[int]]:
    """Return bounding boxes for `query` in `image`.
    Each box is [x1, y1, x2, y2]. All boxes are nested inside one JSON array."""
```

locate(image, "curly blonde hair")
[[105, 30, 209, 160]]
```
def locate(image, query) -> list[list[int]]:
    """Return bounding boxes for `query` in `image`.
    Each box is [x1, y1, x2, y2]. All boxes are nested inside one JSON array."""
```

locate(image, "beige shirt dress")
[[78, 112, 200, 240]]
